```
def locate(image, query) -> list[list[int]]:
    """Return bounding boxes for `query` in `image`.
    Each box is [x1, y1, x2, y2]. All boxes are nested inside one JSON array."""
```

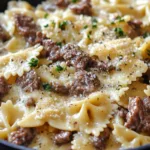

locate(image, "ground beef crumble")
[[25, 98, 35, 107], [42, 39, 62, 61], [54, 130, 73, 145], [14, 14, 37, 45], [91, 128, 110, 150], [125, 96, 150, 135], [16, 70, 41, 92], [127, 20, 142, 39], [61, 44, 90, 70], [51, 82, 69, 95], [0, 77, 10, 99], [70, 0, 92, 16], [56, 0, 70, 8], [0, 25, 10, 42], [70, 70, 100, 96], [8, 127, 35, 146]]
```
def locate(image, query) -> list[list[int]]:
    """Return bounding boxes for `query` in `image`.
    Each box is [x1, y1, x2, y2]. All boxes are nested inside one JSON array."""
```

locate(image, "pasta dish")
[[0, 0, 150, 149]]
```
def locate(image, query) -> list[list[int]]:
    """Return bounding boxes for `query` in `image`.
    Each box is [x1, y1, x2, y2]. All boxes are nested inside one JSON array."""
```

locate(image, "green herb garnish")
[[92, 18, 98, 28], [114, 27, 124, 37], [56, 42, 62, 47], [72, 0, 78, 3], [51, 20, 56, 27], [59, 21, 68, 30], [87, 31, 92, 40], [83, 25, 88, 29], [111, 21, 115, 25], [43, 83, 51, 91], [28, 58, 38, 67], [44, 13, 49, 18], [143, 32, 150, 38], [56, 65, 64, 72], [116, 16, 124, 22], [44, 24, 49, 28]]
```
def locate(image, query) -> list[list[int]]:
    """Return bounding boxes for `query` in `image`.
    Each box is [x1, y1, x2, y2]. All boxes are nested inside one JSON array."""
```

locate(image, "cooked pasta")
[[0, 0, 150, 149]]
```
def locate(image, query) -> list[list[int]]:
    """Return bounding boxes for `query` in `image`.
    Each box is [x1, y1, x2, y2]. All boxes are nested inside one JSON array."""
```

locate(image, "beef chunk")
[[14, 14, 37, 45], [51, 82, 69, 95], [70, 70, 100, 95], [16, 70, 40, 92], [9, 128, 35, 146], [118, 107, 128, 121], [56, 0, 70, 8], [0, 77, 9, 98], [0, 25, 10, 42], [142, 97, 150, 133], [92, 128, 110, 150], [61, 44, 90, 70], [125, 97, 150, 135], [42, 39, 62, 61], [88, 58, 115, 72], [70, 0, 92, 16], [125, 97, 144, 132], [127, 20, 142, 39], [54, 131, 73, 145], [25, 98, 35, 107]]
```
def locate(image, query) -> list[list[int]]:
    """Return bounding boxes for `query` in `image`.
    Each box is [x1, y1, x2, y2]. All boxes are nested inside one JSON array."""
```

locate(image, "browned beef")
[[14, 14, 37, 45], [127, 20, 142, 39], [0, 77, 9, 98], [42, 39, 62, 61], [56, 0, 70, 8], [118, 107, 128, 121], [70, 70, 100, 95], [92, 128, 110, 150], [0, 25, 10, 42], [51, 82, 69, 95], [125, 97, 150, 135], [61, 44, 90, 70], [16, 70, 41, 92], [25, 98, 35, 107], [88, 57, 115, 72], [70, 0, 92, 16], [54, 131, 73, 145], [125, 97, 144, 132], [142, 97, 150, 133], [9, 128, 35, 146]]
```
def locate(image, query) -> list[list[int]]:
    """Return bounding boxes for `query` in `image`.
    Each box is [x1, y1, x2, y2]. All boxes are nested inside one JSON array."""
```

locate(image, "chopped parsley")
[[87, 31, 92, 40], [147, 49, 150, 56], [56, 42, 62, 47], [56, 65, 64, 72], [114, 27, 124, 37], [44, 24, 49, 28], [44, 13, 49, 18], [72, 0, 78, 3], [116, 16, 124, 22], [28, 58, 39, 67], [92, 18, 98, 28], [83, 25, 88, 29], [143, 32, 150, 38], [111, 21, 115, 25], [43, 83, 51, 91], [51, 20, 56, 27], [59, 21, 68, 30]]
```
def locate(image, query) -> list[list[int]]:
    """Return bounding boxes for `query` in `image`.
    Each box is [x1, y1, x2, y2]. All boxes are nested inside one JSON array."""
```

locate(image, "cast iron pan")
[[0, 0, 150, 149]]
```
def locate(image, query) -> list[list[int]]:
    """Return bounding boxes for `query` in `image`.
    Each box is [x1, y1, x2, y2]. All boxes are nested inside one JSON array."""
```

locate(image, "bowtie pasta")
[[0, 0, 150, 150]]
